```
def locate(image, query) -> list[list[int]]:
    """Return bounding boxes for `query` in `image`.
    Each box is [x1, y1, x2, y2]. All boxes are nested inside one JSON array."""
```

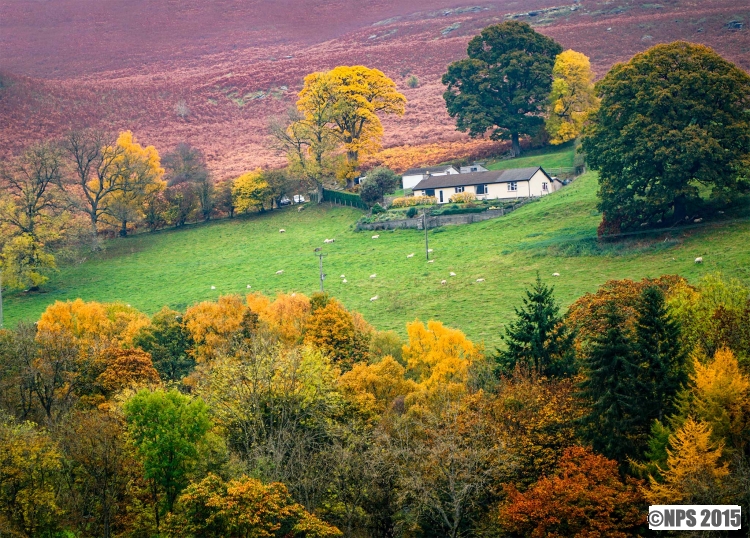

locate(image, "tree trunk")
[[316, 182, 324, 205], [673, 194, 687, 224], [90, 218, 101, 251], [119, 219, 128, 237], [511, 132, 521, 157]]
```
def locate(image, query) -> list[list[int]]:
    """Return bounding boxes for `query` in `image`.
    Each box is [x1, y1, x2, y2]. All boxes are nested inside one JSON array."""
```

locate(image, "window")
[[508, 182, 518, 192], [439, 190, 444, 203], [425, 189, 435, 197], [476, 184, 487, 195], [470, 166, 478, 172], [542, 182, 548, 191], [455, 186, 464, 193]]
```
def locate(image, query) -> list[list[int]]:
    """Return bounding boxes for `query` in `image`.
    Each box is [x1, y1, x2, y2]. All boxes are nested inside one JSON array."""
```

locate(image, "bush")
[[448, 192, 476, 204], [391, 195, 437, 208], [407, 75, 419, 88], [406, 207, 418, 218], [371, 203, 386, 214]]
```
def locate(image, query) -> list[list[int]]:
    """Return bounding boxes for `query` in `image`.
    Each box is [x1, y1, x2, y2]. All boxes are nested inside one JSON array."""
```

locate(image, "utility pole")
[[316, 251, 326, 292], [423, 209, 430, 261]]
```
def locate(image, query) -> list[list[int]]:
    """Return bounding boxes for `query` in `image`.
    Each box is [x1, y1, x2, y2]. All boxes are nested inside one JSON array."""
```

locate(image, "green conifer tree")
[[634, 285, 688, 423], [497, 274, 575, 377], [578, 303, 639, 462]]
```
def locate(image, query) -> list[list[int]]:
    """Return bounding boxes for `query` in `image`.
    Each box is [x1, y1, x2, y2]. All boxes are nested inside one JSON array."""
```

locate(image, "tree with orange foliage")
[[166, 473, 342, 537], [96, 347, 161, 397], [37, 299, 150, 352], [566, 275, 687, 356], [304, 297, 370, 369], [249, 292, 311, 345], [490, 373, 582, 487], [498, 446, 645, 537]]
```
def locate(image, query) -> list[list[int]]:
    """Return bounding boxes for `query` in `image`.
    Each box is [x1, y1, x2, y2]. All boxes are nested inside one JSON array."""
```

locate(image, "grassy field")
[[486, 142, 576, 171], [4, 170, 750, 347]]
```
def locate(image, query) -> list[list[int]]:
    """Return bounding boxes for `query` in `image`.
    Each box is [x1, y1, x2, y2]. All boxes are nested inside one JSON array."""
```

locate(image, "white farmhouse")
[[401, 165, 459, 190], [412, 167, 562, 204]]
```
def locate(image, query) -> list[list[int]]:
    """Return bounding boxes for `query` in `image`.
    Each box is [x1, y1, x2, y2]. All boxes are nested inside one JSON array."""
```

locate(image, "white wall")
[[402, 174, 425, 190]]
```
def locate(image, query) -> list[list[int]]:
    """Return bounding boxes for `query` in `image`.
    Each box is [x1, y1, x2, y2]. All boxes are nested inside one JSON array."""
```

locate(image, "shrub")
[[406, 75, 419, 88], [406, 207, 418, 218], [371, 203, 386, 214], [448, 192, 476, 204], [391, 195, 437, 208]]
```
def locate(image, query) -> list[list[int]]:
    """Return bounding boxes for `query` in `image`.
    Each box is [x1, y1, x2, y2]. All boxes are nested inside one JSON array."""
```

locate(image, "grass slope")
[[486, 142, 576, 171], [5, 171, 750, 347]]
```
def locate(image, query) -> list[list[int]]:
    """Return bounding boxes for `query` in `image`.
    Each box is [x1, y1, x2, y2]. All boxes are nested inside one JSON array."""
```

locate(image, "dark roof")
[[402, 165, 458, 176], [413, 167, 550, 190]]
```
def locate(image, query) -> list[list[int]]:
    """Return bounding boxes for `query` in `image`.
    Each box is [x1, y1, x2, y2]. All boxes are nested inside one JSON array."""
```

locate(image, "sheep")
[[279, 229, 286, 233], [340, 274, 346, 278], [695, 257, 703, 264], [323, 238, 335, 244], [211, 285, 216, 290], [342, 279, 348, 283], [406, 253, 415, 258], [370, 295, 379, 302], [370, 274, 377, 279], [276, 270, 284, 275], [694, 218, 703, 223], [552, 272, 560, 277], [247, 285, 252, 289], [297, 205, 305, 212], [427, 248, 434, 253], [427, 259, 434, 263], [441, 279, 447, 285], [476, 278, 485, 282], [372, 235, 380, 239], [449, 272, 456, 277]]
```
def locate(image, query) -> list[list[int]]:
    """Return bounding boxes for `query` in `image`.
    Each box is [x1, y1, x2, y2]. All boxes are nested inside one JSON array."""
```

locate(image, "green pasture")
[[4, 170, 749, 347], [486, 142, 576, 171]]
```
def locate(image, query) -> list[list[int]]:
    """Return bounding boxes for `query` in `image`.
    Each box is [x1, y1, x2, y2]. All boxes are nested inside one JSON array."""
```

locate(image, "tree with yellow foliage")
[[298, 66, 406, 186], [166, 473, 342, 537], [546, 50, 599, 144], [0, 415, 63, 536], [690, 348, 750, 453], [402, 320, 482, 405], [103, 131, 165, 237], [232, 169, 269, 214], [645, 418, 730, 505], [183, 295, 247, 362], [0, 143, 65, 289], [248, 292, 311, 345], [338, 356, 417, 418], [304, 298, 371, 369]]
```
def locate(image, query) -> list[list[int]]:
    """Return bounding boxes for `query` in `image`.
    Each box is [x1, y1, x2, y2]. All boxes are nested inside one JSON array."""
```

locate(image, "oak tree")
[[582, 42, 750, 232], [442, 22, 562, 156]]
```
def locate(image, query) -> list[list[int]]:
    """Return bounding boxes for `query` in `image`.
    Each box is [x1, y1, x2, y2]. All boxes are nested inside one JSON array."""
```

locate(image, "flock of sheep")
[[206, 227, 706, 297]]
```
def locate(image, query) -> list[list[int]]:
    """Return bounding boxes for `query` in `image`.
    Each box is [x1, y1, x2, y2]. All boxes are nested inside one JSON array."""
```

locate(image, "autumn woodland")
[[1, 0, 750, 537]]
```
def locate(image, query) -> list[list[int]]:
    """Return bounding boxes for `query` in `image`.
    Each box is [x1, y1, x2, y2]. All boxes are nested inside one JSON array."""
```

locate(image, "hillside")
[[1, 0, 748, 179], [5, 171, 750, 346]]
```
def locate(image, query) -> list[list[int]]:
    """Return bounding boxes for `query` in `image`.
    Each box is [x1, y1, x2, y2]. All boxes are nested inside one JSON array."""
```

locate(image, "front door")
[[439, 190, 443, 203]]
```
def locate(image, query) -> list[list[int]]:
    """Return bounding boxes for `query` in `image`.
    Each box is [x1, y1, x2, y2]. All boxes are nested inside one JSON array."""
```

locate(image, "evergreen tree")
[[578, 303, 640, 462], [497, 274, 575, 377], [633, 285, 688, 423]]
